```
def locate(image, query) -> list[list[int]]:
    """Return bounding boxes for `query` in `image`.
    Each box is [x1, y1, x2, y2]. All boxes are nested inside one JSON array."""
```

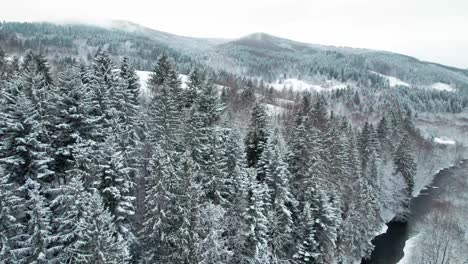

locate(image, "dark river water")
[[361, 160, 467, 264]]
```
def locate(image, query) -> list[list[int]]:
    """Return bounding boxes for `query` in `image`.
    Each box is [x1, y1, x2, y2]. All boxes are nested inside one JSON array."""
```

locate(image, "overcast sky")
[[1, 0, 467, 68]]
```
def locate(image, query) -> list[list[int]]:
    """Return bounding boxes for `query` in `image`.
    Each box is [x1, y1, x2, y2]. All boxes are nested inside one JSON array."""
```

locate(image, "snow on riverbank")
[[397, 234, 421, 264]]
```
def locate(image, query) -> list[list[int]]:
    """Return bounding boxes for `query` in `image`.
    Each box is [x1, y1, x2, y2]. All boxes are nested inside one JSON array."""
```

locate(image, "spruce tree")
[[240, 79, 256, 106], [49, 65, 87, 184], [0, 168, 23, 262], [70, 190, 129, 264], [257, 130, 295, 260], [393, 133, 416, 197], [242, 169, 270, 263], [49, 176, 87, 263], [14, 178, 54, 264], [245, 102, 269, 171]]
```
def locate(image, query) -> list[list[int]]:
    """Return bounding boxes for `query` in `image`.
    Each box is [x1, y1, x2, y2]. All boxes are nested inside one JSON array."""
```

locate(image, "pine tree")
[[49, 65, 88, 184], [223, 130, 250, 264], [0, 168, 23, 262], [245, 102, 269, 171], [142, 55, 184, 263], [98, 133, 135, 244], [311, 95, 328, 130], [0, 81, 54, 186], [240, 79, 256, 105], [148, 54, 181, 95], [197, 203, 232, 264], [49, 176, 87, 263], [242, 169, 270, 263], [14, 178, 54, 264], [257, 129, 295, 261], [69, 190, 129, 264], [293, 202, 320, 264], [184, 68, 204, 108], [202, 128, 231, 204], [393, 133, 416, 197]]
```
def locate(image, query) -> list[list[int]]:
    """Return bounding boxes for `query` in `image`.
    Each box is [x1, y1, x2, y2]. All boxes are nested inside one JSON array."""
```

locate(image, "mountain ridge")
[[1, 20, 467, 89]]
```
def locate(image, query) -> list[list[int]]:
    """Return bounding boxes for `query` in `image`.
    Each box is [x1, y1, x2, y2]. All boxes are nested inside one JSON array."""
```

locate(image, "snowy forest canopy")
[[2, 45, 461, 264]]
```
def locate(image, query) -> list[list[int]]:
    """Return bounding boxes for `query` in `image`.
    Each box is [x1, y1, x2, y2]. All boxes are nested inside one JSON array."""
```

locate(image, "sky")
[[1, 0, 467, 68]]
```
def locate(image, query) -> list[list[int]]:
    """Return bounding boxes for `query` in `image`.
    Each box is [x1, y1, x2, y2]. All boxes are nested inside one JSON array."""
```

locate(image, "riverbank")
[[362, 160, 468, 264], [397, 160, 468, 263]]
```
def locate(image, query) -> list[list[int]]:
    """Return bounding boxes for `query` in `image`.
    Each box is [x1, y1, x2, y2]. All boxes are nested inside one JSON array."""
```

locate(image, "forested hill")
[[1, 21, 468, 90], [0, 20, 467, 264]]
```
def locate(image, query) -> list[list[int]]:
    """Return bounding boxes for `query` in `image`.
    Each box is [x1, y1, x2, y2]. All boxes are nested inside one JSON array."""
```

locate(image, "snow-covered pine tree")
[[322, 120, 348, 189], [257, 129, 295, 261], [223, 129, 250, 264], [48, 176, 88, 263], [242, 169, 271, 263], [311, 187, 341, 264], [245, 101, 269, 171], [293, 202, 319, 264], [0, 168, 23, 263], [148, 54, 181, 93], [288, 118, 325, 208], [0, 79, 54, 186], [197, 203, 232, 264], [14, 178, 54, 264], [202, 127, 231, 204], [98, 133, 135, 246], [240, 79, 256, 106], [69, 190, 129, 264], [142, 55, 184, 263], [393, 133, 416, 198], [311, 95, 328, 130], [184, 67, 205, 108], [49, 64, 88, 184]]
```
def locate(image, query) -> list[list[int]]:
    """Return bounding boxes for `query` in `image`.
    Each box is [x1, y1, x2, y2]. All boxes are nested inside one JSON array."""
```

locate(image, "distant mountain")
[[1, 20, 467, 90], [213, 32, 468, 89]]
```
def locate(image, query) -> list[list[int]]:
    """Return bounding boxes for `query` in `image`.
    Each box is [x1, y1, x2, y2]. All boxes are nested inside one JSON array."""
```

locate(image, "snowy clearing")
[[265, 103, 285, 116], [370, 71, 410, 87], [434, 136, 456, 145], [268, 78, 347, 92], [396, 234, 421, 264], [136, 70, 188, 97], [430, 82, 455, 92]]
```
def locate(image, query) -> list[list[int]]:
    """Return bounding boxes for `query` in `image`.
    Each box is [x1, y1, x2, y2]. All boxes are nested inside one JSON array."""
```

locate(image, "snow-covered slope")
[[430, 82, 454, 92], [264, 103, 286, 116], [370, 71, 410, 87], [268, 78, 347, 92], [136, 70, 188, 97], [434, 136, 456, 145]]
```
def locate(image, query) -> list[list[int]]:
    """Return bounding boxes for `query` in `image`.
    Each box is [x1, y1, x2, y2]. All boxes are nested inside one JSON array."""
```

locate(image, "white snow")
[[265, 104, 285, 116], [136, 70, 152, 98], [397, 234, 421, 264], [430, 82, 454, 92], [370, 71, 410, 87], [434, 136, 456, 145], [377, 224, 388, 236], [268, 78, 347, 92], [136, 70, 188, 97]]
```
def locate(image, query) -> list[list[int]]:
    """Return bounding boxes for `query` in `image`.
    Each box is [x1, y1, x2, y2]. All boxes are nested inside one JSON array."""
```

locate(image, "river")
[[361, 160, 467, 264]]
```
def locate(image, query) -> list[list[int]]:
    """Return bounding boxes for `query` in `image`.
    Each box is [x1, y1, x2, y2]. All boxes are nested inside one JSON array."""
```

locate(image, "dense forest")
[[1, 18, 468, 264], [2, 45, 456, 264]]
